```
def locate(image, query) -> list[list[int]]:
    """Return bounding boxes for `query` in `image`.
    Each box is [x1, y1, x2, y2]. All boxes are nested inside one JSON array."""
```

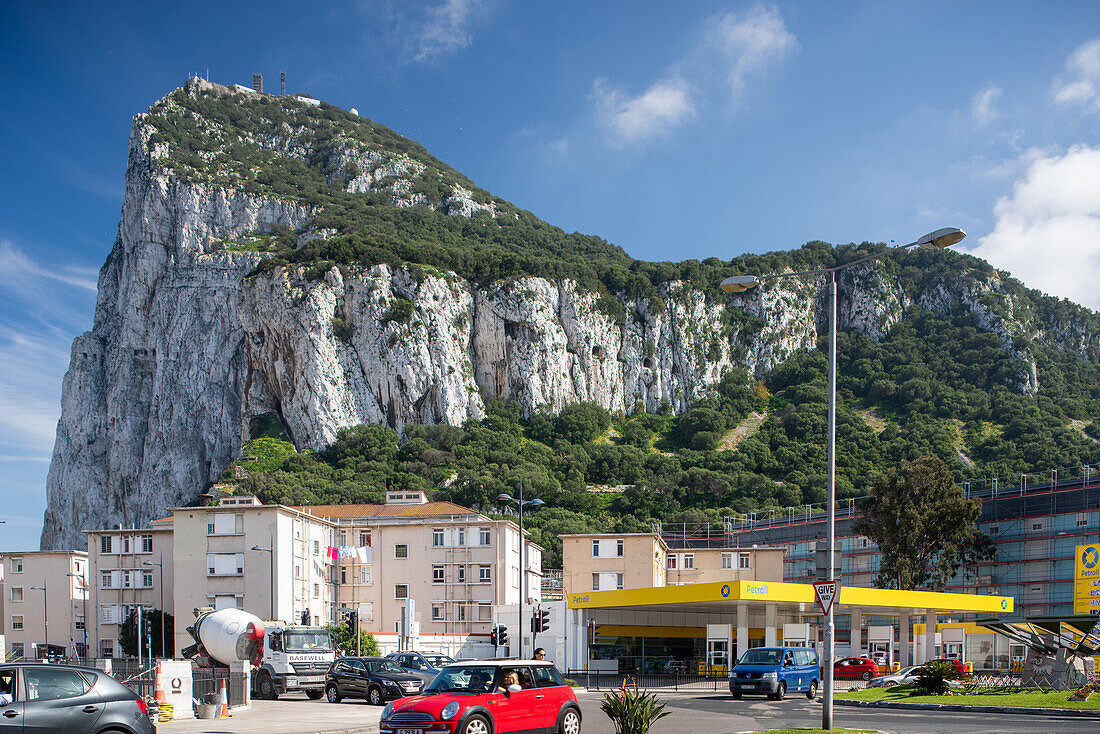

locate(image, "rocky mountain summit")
[[40, 79, 1100, 550]]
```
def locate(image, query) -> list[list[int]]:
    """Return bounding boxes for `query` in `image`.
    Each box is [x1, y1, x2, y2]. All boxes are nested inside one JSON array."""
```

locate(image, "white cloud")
[[413, 0, 493, 62], [968, 145, 1100, 311], [593, 78, 696, 144], [701, 4, 798, 103], [0, 241, 98, 294], [971, 84, 1002, 125], [1054, 38, 1100, 111]]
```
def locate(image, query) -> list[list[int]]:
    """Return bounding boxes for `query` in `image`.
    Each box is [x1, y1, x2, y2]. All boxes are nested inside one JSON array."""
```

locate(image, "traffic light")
[[126, 611, 137, 638], [537, 608, 550, 633], [490, 627, 498, 646], [345, 610, 358, 637], [497, 625, 509, 648], [588, 621, 601, 644]]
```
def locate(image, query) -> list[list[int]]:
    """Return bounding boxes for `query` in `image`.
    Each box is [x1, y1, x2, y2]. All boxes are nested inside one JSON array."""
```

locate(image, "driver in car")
[[469, 671, 492, 692]]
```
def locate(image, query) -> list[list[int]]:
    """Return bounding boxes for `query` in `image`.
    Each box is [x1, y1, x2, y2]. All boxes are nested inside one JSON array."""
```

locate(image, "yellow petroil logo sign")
[[744, 583, 769, 596], [572, 594, 590, 604], [1075, 544, 1100, 614]]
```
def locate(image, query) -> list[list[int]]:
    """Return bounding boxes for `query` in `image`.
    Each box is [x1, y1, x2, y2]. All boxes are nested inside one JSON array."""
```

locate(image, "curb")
[[835, 698, 1100, 718]]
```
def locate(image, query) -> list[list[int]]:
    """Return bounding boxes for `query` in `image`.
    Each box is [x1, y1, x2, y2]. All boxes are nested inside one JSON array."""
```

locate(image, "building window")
[[100, 606, 114, 624], [616, 539, 624, 557], [1077, 513, 1089, 527], [457, 566, 466, 583], [479, 565, 491, 583], [359, 530, 371, 546], [616, 573, 624, 590], [667, 555, 677, 570], [75, 619, 85, 631], [313, 540, 320, 555], [432, 605, 444, 621], [10, 557, 22, 573], [456, 605, 466, 621], [359, 566, 372, 585], [592, 540, 600, 557], [208, 514, 242, 536], [457, 528, 465, 546], [721, 553, 733, 569], [141, 534, 153, 553], [206, 553, 245, 576], [122, 536, 131, 554], [738, 552, 751, 570], [433, 566, 445, 583], [1031, 522, 1043, 531], [433, 528, 444, 546], [100, 536, 112, 554], [395, 544, 409, 559], [395, 584, 409, 599], [592, 573, 600, 591], [339, 531, 347, 545], [99, 640, 113, 658], [295, 564, 301, 578], [142, 571, 153, 588], [10, 586, 23, 602], [340, 568, 347, 584], [478, 603, 492, 621], [314, 583, 320, 598], [480, 528, 491, 546], [682, 554, 694, 569], [11, 615, 23, 631]]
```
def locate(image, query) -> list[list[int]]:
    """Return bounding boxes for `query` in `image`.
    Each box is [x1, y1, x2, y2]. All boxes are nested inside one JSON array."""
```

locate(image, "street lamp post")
[[143, 553, 166, 658], [497, 484, 544, 660], [720, 228, 965, 730], [66, 572, 87, 661], [251, 537, 275, 620], [30, 584, 47, 661]]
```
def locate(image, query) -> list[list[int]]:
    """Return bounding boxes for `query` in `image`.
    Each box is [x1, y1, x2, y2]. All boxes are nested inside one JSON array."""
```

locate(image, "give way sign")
[[814, 580, 840, 616]]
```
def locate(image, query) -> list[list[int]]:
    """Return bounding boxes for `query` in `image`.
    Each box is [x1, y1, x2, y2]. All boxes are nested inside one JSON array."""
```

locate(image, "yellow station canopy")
[[567, 579, 1014, 616]]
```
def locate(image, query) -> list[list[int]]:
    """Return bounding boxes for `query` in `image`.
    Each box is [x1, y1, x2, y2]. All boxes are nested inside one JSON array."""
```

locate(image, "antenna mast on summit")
[[280, 70, 286, 95]]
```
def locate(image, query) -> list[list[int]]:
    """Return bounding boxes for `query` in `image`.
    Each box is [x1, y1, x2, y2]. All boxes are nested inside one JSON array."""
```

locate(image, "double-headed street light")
[[29, 584, 47, 661], [66, 572, 88, 661], [250, 539, 276, 620], [719, 227, 965, 730], [497, 487, 543, 660]]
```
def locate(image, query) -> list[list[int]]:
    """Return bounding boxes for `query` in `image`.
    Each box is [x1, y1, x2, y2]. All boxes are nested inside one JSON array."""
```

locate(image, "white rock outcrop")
[[39, 84, 1083, 550]]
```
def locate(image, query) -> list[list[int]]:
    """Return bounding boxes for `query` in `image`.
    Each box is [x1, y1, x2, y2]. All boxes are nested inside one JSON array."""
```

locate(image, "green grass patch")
[[837, 685, 1100, 710]]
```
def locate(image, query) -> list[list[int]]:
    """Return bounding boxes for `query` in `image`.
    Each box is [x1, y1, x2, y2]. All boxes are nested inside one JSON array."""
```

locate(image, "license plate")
[[739, 684, 753, 689], [398, 729, 420, 734], [287, 678, 298, 687]]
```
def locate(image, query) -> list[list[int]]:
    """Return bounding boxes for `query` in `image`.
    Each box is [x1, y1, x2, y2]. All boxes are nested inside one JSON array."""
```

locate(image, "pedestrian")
[[533, 648, 546, 661]]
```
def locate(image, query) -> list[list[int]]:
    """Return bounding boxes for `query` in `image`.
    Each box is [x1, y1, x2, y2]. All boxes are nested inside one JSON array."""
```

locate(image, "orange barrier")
[[219, 679, 229, 717]]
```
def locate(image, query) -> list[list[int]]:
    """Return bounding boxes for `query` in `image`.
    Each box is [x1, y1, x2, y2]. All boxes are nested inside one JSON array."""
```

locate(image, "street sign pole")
[[815, 578, 840, 728]]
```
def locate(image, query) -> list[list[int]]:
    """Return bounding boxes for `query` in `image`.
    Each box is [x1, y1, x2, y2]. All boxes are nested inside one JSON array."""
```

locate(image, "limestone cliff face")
[[38, 83, 1096, 550]]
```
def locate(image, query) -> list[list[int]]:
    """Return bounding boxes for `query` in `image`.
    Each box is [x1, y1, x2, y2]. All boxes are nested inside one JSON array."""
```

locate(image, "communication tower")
[[280, 70, 287, 95], [253, 73, 263, 93]]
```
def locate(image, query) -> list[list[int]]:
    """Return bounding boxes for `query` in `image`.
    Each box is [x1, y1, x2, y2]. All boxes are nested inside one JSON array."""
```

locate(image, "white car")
[[867, 665, 962, 688]]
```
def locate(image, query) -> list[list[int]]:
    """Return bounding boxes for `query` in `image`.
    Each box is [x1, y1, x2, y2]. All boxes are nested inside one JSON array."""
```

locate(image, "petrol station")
[[564, 579, 1015, 675]]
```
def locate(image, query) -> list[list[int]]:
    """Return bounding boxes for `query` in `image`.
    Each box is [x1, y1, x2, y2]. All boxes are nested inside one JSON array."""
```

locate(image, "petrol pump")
[[867, 625, 894, 673]]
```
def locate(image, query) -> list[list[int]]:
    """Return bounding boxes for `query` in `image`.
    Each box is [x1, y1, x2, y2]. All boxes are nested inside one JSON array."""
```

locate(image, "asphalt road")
[[161, 689, 1100, 734]]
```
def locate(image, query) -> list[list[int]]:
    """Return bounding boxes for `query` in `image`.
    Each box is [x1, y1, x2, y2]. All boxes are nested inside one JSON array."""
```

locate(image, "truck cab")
[[254, 625, 335, 700]]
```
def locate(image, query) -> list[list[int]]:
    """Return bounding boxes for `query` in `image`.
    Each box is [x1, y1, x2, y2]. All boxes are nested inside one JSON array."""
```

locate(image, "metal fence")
[[77, 659, 249, 707], [568, 670, 871, 693]]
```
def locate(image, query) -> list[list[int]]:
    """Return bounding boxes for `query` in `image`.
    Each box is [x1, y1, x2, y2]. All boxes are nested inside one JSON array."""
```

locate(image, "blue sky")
[[2, 1, 1100, 550]]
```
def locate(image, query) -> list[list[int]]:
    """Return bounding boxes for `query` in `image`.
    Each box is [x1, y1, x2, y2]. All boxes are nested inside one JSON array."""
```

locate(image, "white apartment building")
[[0, 551, 88, 660], [302, 489, 543, 657], [84, 519, 175, 658], [171, 499, 337, 656]]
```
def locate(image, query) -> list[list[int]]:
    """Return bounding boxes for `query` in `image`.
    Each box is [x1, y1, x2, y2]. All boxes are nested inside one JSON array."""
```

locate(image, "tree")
[[118, 609, 174, 658], [327, 624, 379, 656], [853, 456, 993, 590]]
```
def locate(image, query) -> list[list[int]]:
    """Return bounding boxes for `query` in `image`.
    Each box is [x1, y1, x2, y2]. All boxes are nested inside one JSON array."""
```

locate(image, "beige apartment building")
[[560, 533, 785, 595], [171, 499, 337, 656], [304, 489, 543, 656], [0, 551, 88, 660], [84, 519, 175, 658]]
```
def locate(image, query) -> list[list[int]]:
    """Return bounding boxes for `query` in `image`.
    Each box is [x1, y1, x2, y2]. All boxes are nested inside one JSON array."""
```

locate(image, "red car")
[[380, 660, 582, 734], [927, 658, 969, 676], [832, 657, 879, 681]]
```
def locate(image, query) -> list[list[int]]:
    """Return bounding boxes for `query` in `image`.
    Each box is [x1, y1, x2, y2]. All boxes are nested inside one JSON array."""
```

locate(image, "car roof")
[[1, 662, 101, 673], [443, 660, 554, 667]]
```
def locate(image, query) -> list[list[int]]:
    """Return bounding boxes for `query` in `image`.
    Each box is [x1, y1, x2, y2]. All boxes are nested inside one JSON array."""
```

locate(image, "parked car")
[[729, 647, 819, 700], [832, 657, 879, 681], [927, 657, 969, 676], [867, 664, 964, 689], [326, 656, 425, 705], [379, 660, 581, 734], [385, 651, 457, 684], [0, 661, 155, 734]]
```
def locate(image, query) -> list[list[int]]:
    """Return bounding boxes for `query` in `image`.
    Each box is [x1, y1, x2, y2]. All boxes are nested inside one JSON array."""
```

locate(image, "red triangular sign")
[[814, 580, 840, 616]]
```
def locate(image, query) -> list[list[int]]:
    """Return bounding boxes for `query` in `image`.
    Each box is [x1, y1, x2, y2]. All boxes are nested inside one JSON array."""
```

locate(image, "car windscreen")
[[738, 649, 782, 665], [427, 665, 496, 693], [423, 655, 454, 667], [284, 631, 333, 651], [370, 660, 406, 674]]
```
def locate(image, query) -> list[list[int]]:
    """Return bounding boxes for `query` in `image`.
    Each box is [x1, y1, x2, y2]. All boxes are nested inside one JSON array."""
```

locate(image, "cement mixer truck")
[[184, 608, 335, 700]]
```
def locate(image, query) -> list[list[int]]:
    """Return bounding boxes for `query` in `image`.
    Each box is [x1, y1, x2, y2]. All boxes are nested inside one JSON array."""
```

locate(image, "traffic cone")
[[154, 663, 168, 705], [219, 678, 230, 717]]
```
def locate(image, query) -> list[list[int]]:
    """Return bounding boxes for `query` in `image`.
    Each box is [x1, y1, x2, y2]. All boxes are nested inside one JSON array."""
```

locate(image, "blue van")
[[728, 646, 819, 700]]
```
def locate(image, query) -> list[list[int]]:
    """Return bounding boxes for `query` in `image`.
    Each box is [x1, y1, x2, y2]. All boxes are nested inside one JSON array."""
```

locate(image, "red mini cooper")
[[380, 660, 581, 734]]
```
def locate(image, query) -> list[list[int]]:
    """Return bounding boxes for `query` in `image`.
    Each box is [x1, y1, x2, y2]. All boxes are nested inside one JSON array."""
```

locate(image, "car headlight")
[[381, 703, 393, 719], [441, 702, 459, 720], [761, 672, 777, 680]]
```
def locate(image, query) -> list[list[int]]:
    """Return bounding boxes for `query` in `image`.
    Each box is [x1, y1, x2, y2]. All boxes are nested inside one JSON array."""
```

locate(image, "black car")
[[0, 662, 155, 734], [325, 656, 424, 705]]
